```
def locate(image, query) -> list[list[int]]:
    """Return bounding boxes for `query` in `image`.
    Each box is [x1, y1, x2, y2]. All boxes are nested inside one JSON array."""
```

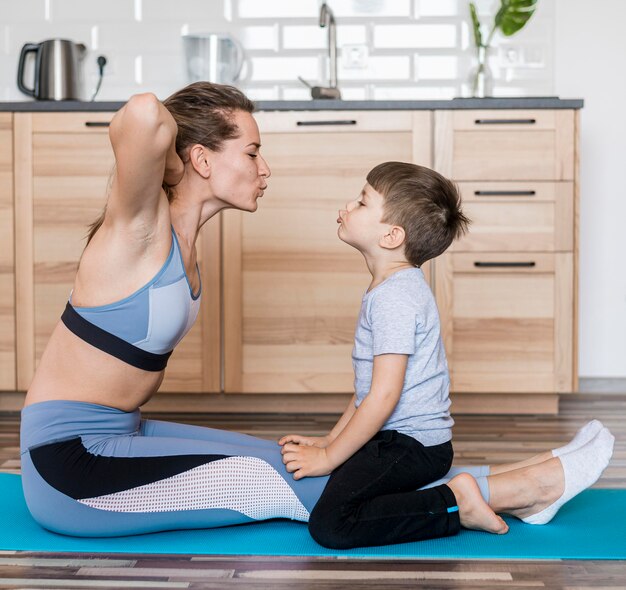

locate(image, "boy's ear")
[[380, 225, 406, 250], [188, 144, 211, 179]]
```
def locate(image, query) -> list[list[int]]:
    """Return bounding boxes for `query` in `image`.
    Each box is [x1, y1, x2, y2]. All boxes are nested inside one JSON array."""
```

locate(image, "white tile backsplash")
[[2, 0, 554, 101], [51, 0, 135, 22], [250, 56, 319, 82], [97, 23, 185, 53], [0, 0, 47, 22], [329, 0, 411, 18], [415, 0, 459, 18], [237, 0, 318, 19], [373, 85, 457, 99], [374, 24, 458, 49], [238, 26, 279, 51], [415, 55, 459, 81], [282, 24, 367, 50], [141, 0, 227, 22], [338, 54, 411, 81]]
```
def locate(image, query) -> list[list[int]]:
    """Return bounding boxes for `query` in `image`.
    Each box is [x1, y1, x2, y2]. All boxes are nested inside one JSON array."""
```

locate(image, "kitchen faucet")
[[299, 3, 342, 99], [319, 3, 340, 97]]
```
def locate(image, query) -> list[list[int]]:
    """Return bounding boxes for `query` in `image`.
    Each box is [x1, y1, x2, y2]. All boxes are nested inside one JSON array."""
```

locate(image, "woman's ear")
[[380, 225, 406, 250], [188, 144, 211, 179]]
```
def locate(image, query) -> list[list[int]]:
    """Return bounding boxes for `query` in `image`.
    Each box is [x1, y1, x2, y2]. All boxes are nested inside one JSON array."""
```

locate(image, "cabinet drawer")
[[32, 112, 114, 133], [435, 251, 573, 393], [436, 110, 574, 181], [451, 182, 574, 252], [255, 110, 415, 133]]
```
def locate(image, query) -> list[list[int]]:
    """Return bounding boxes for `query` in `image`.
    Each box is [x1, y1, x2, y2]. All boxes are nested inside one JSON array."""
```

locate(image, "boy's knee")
[[308, 510, 354, 550]]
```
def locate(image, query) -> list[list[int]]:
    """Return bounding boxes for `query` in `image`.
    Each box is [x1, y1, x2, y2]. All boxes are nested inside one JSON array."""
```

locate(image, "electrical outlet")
[[342, 44, 369, 69]]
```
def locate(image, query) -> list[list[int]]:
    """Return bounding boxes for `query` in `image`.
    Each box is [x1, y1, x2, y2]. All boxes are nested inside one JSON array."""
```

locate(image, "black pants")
[[308, 430, 460, 549]]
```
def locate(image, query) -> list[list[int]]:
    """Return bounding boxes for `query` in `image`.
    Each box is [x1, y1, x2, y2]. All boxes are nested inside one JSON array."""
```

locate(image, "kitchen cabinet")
[[222, 111, 432, 393], [0, 114, 15, 390], [433, 110, 578, 403], [13, 113, 221, 393], [3, 102, 581, 413]]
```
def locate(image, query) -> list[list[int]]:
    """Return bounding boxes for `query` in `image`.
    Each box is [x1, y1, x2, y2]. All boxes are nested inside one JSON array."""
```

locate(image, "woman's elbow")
[[111, 93, 174, 152]]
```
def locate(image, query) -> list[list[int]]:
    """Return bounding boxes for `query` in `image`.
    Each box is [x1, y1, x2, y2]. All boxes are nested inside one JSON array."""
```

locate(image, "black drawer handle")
[[474, 261, 536, 268], [296, 120, 357, 126], [474, 190, 536, 197], [474, 118, 536, 125], [84, 121, 111, 127]]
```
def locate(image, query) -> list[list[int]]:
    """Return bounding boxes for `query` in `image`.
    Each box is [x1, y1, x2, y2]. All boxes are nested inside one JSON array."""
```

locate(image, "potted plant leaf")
[[469, 0, 538, 97]]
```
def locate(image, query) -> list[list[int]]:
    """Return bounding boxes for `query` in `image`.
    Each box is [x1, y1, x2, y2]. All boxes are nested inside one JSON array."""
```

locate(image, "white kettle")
[[182, 34, 245, 85]]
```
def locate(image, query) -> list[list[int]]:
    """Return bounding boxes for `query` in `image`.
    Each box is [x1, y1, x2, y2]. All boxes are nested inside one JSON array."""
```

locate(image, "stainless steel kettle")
[[18, 39, 87, 100]]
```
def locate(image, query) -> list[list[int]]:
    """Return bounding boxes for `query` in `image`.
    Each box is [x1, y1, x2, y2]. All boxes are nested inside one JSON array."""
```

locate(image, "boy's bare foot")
[[447, 473, 509, 534]]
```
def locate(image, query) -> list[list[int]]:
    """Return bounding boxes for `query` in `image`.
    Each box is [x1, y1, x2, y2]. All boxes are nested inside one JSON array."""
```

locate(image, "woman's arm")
[[107, 93, 183, 226], [281, 354, 408, 479]]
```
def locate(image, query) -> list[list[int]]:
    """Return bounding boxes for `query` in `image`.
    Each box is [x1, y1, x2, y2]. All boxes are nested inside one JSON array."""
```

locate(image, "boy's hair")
[[366, 161, 470, 266]]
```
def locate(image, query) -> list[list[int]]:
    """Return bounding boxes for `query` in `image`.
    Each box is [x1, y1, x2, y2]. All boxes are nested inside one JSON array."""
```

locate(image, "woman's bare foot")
[[447, 473, 509, 534], [489, 450, 553, 476], [488, 457, 565, 520], [490, 420, 604, 476]]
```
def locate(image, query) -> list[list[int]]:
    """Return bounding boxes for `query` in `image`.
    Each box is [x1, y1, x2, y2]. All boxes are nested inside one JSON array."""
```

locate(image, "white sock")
[[552, 419, 604, 458], [523, 427, 615, 525]]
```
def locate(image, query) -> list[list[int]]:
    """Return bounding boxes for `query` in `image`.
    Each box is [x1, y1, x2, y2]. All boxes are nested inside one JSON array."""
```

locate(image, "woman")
[[19, 83, 613, 544]]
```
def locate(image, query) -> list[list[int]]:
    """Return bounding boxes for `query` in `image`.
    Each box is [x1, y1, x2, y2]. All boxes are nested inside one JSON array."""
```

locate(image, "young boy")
[[279, 161, 472, 549]]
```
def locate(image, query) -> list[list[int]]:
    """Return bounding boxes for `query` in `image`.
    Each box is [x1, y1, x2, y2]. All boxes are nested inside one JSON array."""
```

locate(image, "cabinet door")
[[14, 113, 220, 393], [223, 112, 430, 393], [450, 181, 574, 253], [0, 114, 15, 390], [435, 252, 573, 393], [435, 110, 574, 181]]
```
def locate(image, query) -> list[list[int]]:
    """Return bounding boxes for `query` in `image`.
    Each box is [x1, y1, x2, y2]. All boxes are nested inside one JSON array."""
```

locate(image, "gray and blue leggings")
[[20, 400, 489, 539]]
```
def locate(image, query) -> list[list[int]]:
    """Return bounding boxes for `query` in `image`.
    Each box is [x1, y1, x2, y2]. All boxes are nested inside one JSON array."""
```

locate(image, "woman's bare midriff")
[[24, 321, 165, 412]]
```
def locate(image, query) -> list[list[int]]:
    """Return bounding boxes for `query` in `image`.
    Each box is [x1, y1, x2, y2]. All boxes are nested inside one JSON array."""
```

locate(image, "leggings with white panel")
[[20, 400, 489, 538]]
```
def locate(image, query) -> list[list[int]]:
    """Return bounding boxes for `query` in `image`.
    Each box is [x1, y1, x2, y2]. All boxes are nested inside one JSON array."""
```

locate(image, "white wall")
[[554, 0, 626, 377], [1, 0, 622, 377], [1, 0, 554, 101]]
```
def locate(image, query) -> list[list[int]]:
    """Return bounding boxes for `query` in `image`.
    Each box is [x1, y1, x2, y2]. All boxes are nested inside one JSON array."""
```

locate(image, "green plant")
[[469, 0, 538, 49]]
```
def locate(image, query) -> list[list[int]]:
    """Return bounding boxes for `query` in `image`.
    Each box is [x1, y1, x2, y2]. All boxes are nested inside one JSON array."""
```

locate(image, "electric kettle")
[[17, 39, 87, 100], [182, 34, 245, 85]]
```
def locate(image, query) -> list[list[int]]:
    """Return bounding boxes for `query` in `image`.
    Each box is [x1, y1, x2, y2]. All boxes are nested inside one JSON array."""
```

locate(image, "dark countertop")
[[0, 97, 583, 112]]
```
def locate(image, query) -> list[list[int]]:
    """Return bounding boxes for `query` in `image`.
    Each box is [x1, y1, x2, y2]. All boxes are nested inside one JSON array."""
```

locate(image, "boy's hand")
[[278, 434, 330, 448], [281, 443, 334, 480]]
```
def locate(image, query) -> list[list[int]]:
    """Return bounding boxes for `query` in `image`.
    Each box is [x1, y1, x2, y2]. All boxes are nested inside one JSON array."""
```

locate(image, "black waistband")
[[61, 302, 172, 372]]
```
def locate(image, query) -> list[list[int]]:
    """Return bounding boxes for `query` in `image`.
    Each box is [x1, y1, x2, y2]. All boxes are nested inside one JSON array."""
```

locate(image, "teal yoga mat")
[[1, 474, 624, 559]]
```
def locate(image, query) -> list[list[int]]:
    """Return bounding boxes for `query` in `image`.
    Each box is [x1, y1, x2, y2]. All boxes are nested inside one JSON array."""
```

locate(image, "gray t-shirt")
[[352, 267, 453, 446]]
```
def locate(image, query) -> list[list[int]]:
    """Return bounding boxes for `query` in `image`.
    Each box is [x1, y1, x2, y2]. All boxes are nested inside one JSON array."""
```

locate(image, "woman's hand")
[[281, 443, 333, 480], [278, 434, 330, 448], [163, 153, 185, 187]]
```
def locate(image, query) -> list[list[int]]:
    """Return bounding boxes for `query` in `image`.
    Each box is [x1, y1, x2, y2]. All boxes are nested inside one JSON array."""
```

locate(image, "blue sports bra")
[[61, 227, 201, 371]]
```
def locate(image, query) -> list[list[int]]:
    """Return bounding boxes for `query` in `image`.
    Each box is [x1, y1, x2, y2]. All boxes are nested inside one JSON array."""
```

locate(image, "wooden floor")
[[1, 393, 624, 589]]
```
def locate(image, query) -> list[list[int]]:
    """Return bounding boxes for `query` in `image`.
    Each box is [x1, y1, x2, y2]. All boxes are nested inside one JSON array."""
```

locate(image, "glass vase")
[[469, 45, 493, 98]]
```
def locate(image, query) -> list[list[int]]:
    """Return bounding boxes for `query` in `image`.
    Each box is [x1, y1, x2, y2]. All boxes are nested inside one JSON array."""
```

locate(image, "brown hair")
[[86, 82, 255, 244], [366, 161, 470, 267]]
